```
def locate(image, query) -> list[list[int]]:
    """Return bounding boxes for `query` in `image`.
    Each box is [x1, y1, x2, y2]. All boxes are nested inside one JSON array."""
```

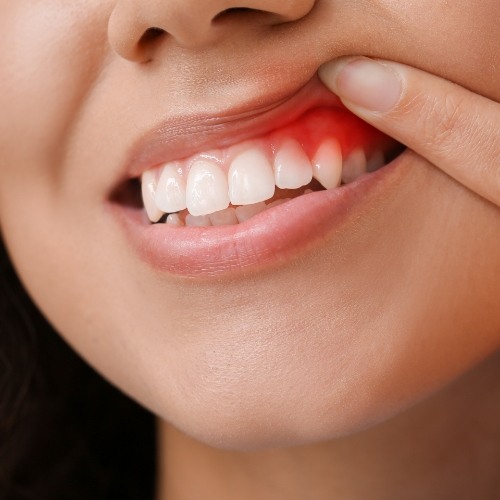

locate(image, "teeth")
[[228, 148, 275, 205], [155, 162, 187, 213], [266, 198, 290, 209], [366, 150, 385, 172], [166, 213, 184, 226], [185, 214, 212, 227], [342, 148, 367, 184], [141, 134, 388, 224], [141, 170, 164, 222], [312, 139, 342, 189], [273, 139, 312, 189], [235, 202, 266, 223], [209, 207, 238, 226], [186, 160, 230, 216]]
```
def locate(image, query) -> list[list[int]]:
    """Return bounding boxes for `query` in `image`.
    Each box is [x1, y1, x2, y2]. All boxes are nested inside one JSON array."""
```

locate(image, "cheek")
[[0, 0, 109, 197]]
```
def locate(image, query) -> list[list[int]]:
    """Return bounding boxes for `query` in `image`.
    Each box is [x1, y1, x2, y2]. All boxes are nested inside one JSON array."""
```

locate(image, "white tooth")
[[235, 202, 266, 223], [155, 163, 187, 213], [209, 207, 238, 226], [312, 139, 342, 189], [266, 198, 290, 209], [141, 170, 164, 223], [185, 214, 212, 227], [229, 148, 275, 205], [273, 139, 312, 189], [342, 148, 367, 184], [366, 150, 385, 172], [186, 160, 230, 216], [166, 213, 184, 226]]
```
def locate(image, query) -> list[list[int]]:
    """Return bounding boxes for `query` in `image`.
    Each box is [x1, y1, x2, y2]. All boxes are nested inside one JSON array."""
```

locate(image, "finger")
[[319, 57, 500, 207]]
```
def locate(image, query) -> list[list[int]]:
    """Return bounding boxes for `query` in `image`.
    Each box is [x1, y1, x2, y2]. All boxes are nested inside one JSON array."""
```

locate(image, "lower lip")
[[114, 151, 408, 278]]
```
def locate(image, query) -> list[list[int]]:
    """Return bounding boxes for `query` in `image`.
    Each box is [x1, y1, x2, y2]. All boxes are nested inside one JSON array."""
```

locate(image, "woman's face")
[[1, 0, 499, 449]]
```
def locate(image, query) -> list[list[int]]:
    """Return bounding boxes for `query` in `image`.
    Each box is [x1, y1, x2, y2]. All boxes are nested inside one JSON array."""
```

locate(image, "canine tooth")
[[273, 139, 312, 189], [166, 213, 184, 226], [209, 207, 238, 226], [342, 148, 367, 184], [235, 202, 266, 223], [367, 150, 385, 172], [155, 163, 187, 213], [229, 148, 275, 205], [186, 160, 230, 216], [312, 139, 342, 189], [141, 170, 164, 223], [185, 214, 212, 227]]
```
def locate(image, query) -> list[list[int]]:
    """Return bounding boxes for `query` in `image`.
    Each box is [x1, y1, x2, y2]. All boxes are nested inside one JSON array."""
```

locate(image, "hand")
[[319, 57, 500, 207]]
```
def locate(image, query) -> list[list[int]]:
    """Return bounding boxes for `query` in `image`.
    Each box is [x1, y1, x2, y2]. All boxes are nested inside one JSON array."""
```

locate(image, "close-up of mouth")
[[111, 75, 406, 276], [2, 1, 499, 497]]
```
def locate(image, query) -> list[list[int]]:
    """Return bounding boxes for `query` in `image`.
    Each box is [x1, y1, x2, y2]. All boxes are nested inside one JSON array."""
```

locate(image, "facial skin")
[[0, 0, 499, 459]]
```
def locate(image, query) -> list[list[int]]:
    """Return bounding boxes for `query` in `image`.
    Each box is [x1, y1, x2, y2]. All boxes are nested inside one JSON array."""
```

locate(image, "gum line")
[[141, 107, 394, 223]]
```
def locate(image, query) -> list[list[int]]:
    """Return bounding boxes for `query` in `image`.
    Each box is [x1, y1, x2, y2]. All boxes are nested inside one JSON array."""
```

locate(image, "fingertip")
[[319, 57, 403, 114], [318, 57, 348, 92]]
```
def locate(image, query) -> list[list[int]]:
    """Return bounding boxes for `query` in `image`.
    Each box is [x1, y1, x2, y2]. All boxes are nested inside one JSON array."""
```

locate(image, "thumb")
[[319, 57, 500, 207]]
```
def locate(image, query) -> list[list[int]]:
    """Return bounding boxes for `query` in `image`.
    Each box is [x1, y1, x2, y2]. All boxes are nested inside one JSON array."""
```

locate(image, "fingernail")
[[319, 58, 402, 113]]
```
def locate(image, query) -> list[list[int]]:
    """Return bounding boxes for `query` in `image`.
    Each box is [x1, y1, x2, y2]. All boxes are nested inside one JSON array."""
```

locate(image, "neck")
[[156, 351, 500, 500]]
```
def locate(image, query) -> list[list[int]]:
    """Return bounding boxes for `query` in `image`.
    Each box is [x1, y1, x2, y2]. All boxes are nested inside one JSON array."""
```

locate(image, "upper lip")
[[124, 74, 343, 180]]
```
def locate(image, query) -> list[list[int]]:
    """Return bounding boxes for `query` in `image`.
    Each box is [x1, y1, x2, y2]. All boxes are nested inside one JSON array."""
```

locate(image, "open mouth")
[[119, 107, 404, 227], [111, 79, 407, 276]]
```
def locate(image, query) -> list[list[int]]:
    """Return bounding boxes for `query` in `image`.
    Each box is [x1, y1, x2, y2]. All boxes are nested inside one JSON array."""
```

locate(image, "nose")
[[108, 0, 316, 62]]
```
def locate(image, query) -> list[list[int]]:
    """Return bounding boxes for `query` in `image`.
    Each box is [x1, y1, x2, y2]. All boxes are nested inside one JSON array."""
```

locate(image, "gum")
[[151, 106, 393, 178]]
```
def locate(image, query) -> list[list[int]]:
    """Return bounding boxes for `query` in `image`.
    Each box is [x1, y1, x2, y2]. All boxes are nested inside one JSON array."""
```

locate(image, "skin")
[[0, 0, 499, 498]]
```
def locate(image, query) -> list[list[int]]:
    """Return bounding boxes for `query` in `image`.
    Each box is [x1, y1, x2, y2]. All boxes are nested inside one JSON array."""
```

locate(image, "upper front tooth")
[[342, 148, 367, 184], [312, 139, 342, 189], [228, 148, 275, 205], [155, 162, 187, 213], [141, 170, 164, 222], [273, 139, 313, 189], [186, 160, 230, 216]]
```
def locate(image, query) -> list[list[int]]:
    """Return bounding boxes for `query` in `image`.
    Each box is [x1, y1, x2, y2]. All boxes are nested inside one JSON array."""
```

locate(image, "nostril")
[[214, 7, 252, 18], [139, 27, 166, 46], [212, 7, 263, 24]]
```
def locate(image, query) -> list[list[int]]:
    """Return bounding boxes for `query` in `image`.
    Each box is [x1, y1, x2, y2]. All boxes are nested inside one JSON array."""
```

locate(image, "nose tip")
[[108, 0, 316, 63]]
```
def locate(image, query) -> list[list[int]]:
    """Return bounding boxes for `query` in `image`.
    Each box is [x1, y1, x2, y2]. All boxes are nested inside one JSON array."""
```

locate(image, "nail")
[[319, 57, 402, 113]]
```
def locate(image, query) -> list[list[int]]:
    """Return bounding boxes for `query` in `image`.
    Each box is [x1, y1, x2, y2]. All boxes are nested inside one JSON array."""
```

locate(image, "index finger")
[[319, 57, 500, 206]]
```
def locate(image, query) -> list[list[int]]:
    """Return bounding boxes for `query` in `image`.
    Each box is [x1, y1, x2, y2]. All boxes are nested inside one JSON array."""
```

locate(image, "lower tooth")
[[185, 214, 212, 227], [166, 213, 184, 226], [342, 148, 367, 184], [267, 198, 291, 209], [209, 207, 238, 226], [235, 202, 266, 223]]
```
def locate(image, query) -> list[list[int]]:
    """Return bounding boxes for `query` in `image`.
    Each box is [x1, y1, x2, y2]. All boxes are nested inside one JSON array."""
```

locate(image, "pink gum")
[[152, 107, 392, 179]]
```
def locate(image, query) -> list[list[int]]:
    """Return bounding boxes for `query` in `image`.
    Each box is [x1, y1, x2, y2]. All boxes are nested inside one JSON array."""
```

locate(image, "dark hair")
[[0, 238, 155, 499]]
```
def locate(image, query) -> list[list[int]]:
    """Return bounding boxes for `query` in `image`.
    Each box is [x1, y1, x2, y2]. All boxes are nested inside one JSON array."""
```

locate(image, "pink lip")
[[114, 152, 406, 278], [125, 75, 343, 180]]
